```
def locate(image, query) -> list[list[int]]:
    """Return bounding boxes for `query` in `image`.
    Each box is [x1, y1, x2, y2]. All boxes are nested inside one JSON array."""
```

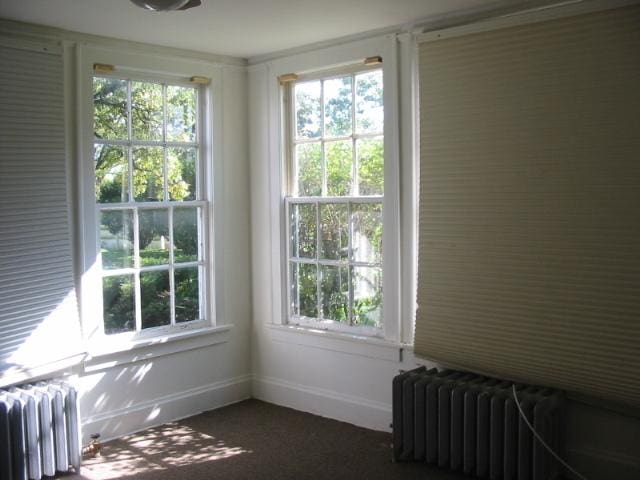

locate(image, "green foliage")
[[324, 77, 352, 137], [93, 78, 127, 140], [93, 77, 197, 206], [320, 266, 348, 322], [295, 264, 317, 318], [295, 81, 321, 138], [140, 271, 170, 329], [103, 275, 135, 334], [175, 268, 199, 322], [296, 143, 322, 196], [326, 141, 352, 196], [355, 71, 383, 134], [358, 138, 384, 195], [320, 204, 348, 260]]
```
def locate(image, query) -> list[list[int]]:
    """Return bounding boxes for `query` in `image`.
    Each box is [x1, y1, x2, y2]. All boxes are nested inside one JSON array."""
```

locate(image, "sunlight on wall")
[[2, 290, 83, 382], [79, 423, 250, 479]]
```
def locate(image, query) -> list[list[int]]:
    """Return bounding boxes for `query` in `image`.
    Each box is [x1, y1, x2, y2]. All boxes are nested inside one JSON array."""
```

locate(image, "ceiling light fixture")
[[130, 0, 202, 11]]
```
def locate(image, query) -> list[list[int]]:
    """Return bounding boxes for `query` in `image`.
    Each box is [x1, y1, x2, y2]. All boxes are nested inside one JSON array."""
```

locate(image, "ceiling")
[[0, 0, 539, 59]]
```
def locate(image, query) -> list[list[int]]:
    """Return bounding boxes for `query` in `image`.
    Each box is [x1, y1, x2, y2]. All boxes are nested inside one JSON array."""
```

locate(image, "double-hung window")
[[92, 73, 209, 336], [285, 65, 384, 335]]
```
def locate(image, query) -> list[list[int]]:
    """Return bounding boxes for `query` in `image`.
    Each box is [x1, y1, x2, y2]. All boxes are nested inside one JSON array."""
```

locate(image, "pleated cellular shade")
[[0, 44, 83, 385], [415, 5, 640, 408]]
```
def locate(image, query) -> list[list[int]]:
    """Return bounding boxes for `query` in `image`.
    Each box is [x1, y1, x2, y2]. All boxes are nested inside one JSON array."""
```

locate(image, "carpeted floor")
[[65, 399, 469, 480]]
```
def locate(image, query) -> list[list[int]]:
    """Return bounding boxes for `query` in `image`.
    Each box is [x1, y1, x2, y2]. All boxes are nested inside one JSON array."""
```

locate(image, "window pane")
[[139, 209, 169, 266], [133, 147, 164, 202], [167, 85, 197, 142], [95, 144, 129, 203], [326, 140, 352, 196], [319, 203, 348, 261], [352, 267, 382, 328], [320, 265, 349, 322], [168, 148, 196, 201], [93, 77, 128, 140], [295, 81, 321, 139], [357, 137, 384, 195], [100, 210, 134, 269], [173, 207, 199, 263], [290, 203, 316, 258], [352, 202, 382, 264], [323, 76, 352, 138], [132, 81, 163, 141], [355, 70, 383, 134], [103, 275, 135, 334], [140, 270, 170, 329], [292, 262, 317, 318], [175, 267, 200, 323], [296, 143, 322, 196]]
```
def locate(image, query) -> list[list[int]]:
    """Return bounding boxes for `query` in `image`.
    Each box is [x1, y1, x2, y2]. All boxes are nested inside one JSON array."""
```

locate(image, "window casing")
[[284, 65, 385, 336], [91, 72, 211, 338]]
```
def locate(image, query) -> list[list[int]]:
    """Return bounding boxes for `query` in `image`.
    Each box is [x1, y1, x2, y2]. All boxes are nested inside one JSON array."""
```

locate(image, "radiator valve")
[[82, 433, 102, 457]]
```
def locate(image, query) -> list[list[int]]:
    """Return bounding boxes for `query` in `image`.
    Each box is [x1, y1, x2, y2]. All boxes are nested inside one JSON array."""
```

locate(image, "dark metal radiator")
[[392, 367, 564, 480]]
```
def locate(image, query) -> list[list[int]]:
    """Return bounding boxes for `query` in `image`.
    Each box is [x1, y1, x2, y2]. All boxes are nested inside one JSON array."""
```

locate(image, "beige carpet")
[[63, 399, 468, 480]]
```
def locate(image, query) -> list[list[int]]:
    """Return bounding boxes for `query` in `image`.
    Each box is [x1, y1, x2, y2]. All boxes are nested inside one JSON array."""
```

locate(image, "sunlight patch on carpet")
[[78, 423, 250, 479]]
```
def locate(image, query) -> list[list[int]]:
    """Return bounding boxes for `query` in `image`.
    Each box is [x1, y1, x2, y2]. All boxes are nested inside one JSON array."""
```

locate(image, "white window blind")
[[415, 5, 640, 408], [0, 43, 83, 386]]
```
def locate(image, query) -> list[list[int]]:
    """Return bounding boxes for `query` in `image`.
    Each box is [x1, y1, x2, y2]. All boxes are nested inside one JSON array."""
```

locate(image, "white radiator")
[[0, 381, 81, 480]]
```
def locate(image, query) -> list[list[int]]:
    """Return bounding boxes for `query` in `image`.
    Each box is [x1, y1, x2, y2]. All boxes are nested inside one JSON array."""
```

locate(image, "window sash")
[[286, 197, 383, 329], [283, 67, 385, 333], [93, 75, 207, 336]]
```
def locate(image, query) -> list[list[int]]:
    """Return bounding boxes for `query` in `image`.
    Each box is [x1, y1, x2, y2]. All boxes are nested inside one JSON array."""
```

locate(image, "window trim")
[[270, 35, 402, 342], [78, 46, 222, 347]]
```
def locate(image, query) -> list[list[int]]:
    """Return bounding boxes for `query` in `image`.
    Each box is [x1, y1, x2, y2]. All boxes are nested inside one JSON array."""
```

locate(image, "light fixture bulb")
[[130, 0, 195, 11]]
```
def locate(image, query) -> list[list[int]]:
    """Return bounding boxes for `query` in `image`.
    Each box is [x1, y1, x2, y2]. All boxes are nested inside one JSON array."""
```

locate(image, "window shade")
[[0, 44, 83, 386], [415, 5, 640, 408]]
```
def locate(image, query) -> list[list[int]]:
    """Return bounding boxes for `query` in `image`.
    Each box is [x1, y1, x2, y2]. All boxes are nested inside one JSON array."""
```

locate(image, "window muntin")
[[93, 76, 206, 335], [286, 68, 384, 333]]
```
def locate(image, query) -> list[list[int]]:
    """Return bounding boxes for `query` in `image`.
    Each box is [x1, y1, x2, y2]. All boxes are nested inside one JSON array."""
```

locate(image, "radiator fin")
[[393, 368, 564, 480], [0, 380, 81, 480]]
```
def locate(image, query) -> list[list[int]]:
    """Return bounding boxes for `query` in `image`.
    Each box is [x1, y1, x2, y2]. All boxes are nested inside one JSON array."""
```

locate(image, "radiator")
[[0, 381, 81, 480], [392, 367, 564, 480]]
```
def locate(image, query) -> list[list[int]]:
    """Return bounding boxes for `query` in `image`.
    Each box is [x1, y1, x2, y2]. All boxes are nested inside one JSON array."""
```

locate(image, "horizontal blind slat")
[[0, 45, 82, 380], [415, 5, 640, 409]]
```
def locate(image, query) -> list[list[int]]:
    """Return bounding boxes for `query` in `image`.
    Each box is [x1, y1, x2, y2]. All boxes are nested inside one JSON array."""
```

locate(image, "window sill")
[[266, 323, 402, 362], [83, 325, 232, 373]]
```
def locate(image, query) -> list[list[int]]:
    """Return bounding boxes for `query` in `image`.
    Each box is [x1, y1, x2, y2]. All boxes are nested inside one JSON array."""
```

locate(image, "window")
[[285, 66, 384, 335], [92, 74, 209, 336]]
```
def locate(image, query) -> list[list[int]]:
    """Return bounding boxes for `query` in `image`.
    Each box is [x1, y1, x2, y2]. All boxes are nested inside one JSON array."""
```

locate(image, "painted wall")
[[3, 6, 640, 478], [248, 26, 640, 480], [77, 61, 253, 444], [0, 23, 252, 445]]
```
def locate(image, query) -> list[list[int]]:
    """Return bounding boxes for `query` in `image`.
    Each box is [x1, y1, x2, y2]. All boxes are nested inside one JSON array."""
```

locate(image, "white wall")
[[248, 33, 424, 431], [248, 23, 640, 480], [3, 7, 639, 478], [0, 22, 252, 445], [76, 60, 252, 444]]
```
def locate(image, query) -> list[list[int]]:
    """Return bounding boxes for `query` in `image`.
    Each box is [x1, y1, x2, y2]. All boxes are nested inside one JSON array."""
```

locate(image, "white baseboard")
[[81, 374, 252, 444], [252, 374, 392, 432]]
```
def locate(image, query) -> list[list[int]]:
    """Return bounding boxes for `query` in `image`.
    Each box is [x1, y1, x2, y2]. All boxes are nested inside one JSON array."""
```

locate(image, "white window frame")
[[78, 46, 223, 351], [284, 64, 385, 336], [268, 35, 402, 342]]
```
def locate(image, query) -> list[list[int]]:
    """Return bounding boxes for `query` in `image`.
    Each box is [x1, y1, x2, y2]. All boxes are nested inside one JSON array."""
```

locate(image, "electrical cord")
[[512, 384, 588, 480]]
